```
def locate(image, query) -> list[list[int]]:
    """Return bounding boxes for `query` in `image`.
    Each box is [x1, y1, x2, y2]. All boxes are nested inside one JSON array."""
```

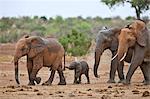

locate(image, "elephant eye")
[[21, 47, 28, 51], [127, 39, 131, 42], [21, 48, 25, 51], [127, 37, 134, 42]]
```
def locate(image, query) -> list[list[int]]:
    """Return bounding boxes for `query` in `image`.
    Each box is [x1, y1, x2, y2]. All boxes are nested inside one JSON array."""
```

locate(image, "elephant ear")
[[110, 39, 118, 51], [75, 62, 82, 70], [136, 28, 147, 47], [110, 28, 121, 51], [126, 20, 147, 47], [27, 36, 46, 58]]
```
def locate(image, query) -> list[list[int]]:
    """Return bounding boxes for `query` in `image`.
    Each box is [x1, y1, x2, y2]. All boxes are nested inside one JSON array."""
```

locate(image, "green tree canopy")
[[101, 0, 150, 19]]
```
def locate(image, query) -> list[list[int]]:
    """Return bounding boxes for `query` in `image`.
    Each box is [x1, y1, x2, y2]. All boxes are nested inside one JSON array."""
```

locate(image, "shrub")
[[0, 32, 19, 43], [125, 16, 136, 20], [59, 29, 91, 56]]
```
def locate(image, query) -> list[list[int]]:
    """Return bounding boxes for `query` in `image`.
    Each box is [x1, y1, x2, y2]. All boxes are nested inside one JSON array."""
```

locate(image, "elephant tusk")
[[111, 53, 118, 61], [120, 52, 127, 62], [75, 57, 78, 61]]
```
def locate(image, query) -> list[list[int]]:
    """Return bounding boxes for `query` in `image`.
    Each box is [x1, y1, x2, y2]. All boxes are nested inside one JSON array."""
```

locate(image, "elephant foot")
[[107, 79, 116, 83], [122, 80, 130, 85], [42, 81, 52, 86], [143, 81, 150, 85], [35, 77, 41, 84], [76, 81, 81, 84], [58, 81, 66, 85], [118, 79, 125, 83], [28, 82, 35, 86], [73, 80, 78, 84], [73, 82, 78, 84], [87, 82, 90, 84], [142, 80, 145, 83]]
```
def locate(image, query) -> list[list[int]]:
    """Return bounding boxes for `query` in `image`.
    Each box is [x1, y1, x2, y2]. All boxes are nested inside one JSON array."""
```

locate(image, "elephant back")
[[44, 38, 64, 53]]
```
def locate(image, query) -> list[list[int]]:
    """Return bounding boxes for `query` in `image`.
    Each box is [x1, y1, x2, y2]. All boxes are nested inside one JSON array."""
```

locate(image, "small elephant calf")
[[67, 61, 90, 84]]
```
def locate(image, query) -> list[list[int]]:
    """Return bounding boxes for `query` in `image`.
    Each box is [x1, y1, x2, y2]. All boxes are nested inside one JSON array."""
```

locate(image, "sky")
[[0, 0, 149, 19]]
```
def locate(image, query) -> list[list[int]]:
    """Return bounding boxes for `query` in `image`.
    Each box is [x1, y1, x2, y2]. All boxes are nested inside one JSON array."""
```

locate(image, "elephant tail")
[[63, 52, 66, 71]]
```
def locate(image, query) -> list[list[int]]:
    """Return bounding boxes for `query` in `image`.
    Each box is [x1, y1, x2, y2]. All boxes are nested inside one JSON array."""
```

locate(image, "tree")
[[101, 0, 150, 19]]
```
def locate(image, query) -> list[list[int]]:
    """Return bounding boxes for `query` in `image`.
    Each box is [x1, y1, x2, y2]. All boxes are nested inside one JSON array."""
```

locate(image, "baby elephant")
[[67, 61, 90, 84]]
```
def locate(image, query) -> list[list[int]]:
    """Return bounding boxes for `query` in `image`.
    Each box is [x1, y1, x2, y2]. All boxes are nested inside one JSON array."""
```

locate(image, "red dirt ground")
[[0, 43, 150, 99]]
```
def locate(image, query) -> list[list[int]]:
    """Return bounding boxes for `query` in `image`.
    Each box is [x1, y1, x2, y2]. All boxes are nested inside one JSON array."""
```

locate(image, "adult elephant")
[[14, 35, 66, 85], [94, 27, 133, 83], [115, 20, 150, 85]]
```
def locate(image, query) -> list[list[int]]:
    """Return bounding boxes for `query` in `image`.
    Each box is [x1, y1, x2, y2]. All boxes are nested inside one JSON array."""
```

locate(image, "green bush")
[[59, 29, 91, 56], [0, 32, 19, 43], [125, 16, 136, 20]]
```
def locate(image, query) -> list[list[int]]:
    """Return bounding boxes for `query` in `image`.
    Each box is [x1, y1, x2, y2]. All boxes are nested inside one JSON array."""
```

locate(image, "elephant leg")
[[27, 58, 41, 85], [124, 45, 145, 85], [78, 75, 81, 84], [145, 62, 150, 85], [74, 77, 78, 84], [140, 63, 147, 83], [140, 62, 150, 85], [107, 54, 118, 83], [29, 55, 43, 85], [125, 62, 141, 85], [85, 70, 90, 84], [74, 72, 80, 84], [57, 68, 66, 85], [42, 70, 56, 85], [29, 66, 42, 85], [117, 61, 125, 83], [27, 57, 33, 84]]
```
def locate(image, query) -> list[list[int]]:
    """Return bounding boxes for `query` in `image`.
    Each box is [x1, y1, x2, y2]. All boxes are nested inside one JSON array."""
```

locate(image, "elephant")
[[94, 27, 135, 83], [66, 61, 90, 84], [115, 20, 150, 85], [14, 35, 66, 85]]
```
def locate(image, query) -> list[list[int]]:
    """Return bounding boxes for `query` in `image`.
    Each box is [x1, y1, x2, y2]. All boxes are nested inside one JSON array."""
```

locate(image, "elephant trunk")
[[94, 50, 102, 78], [65, 66, 73, 70], [117, 42, 128, 62], [14, 57, 20, 84]]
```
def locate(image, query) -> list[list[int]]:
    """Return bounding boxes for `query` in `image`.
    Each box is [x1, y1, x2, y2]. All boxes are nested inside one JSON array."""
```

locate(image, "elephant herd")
[[14, 19, 150, 86]]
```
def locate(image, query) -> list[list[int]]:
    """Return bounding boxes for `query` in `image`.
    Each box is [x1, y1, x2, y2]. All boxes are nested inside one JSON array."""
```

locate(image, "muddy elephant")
[[94, 27, 134, 83], [115, 20, 150, 85], [14, 35, 66, 85]]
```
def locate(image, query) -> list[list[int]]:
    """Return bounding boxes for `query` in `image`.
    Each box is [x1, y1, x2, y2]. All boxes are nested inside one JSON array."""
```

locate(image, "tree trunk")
[[134, 6, 141, 19]]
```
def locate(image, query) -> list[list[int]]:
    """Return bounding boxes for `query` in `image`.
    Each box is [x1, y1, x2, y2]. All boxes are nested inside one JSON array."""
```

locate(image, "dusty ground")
[[0, 43, 150, 99]]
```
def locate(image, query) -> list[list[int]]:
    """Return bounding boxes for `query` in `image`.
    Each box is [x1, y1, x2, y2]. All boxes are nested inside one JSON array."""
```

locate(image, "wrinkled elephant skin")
[[116, 20, 150, 85], [14, 35, 66, 85]]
